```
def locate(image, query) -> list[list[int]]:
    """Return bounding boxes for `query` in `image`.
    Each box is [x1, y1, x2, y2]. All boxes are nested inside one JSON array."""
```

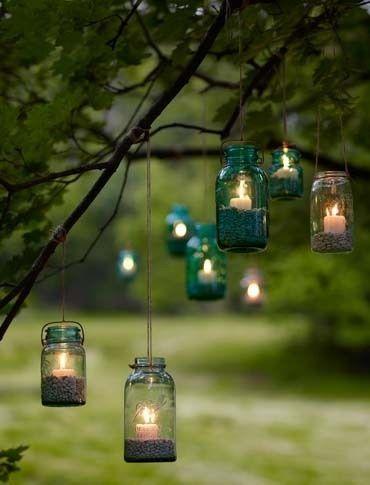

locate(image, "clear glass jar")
[[166, 204, 195, 256], [311, 171, 354, 253], [117, 249, 139, 281], [124, 357, 176, 463], [268, 146, 303, 200], [41, 321, 86, 407], [186, 223, 226, 300], [216, 142, 268, 252]]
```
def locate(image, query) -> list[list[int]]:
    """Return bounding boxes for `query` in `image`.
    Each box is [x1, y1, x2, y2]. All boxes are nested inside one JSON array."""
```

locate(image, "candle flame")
[[122, 255, 135, 272], [203, 259, 212, 274], [326, 203, 339, 217], [247, 282, 261, 300], [59, 352, 67, 370], [282, 153, 290, 169], [237, 179, 247, 199], [174, 222, 187, 238], [142, 406, 156, 424]]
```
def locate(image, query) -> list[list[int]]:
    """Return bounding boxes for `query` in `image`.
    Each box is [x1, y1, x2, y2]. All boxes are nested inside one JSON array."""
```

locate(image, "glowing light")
[[326, 203, 339, 217], [237, 179, 247, 198], [174, 222, 187, 238], [122, 255, 135, 272], [59, 352, 67, 369], [142, 406, 156, 424], [203, 259, 212, 273], [247, 282, 261, 300]]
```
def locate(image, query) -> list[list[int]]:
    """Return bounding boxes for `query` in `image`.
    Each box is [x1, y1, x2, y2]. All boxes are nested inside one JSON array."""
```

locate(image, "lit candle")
[[230, 179, 252, 210], [52, 352, 75, 378], [173, 221, 187, 238], [135, 406, 159, 440], [198, 259, 216, 284], [122, 255, 136, 274], [247, 282, 261, 301], [274, 151, 298, 179], [323, 203, 346, 234]]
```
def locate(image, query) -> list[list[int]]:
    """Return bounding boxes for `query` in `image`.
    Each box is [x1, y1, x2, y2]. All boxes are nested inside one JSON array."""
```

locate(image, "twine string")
[[146, 130, 153, 366], [282, 54, 288, 142], [50, 226, 67, 322], [339, 113, 349, 175], [315, 106, 321, 174], [238, 11, 244, 141]]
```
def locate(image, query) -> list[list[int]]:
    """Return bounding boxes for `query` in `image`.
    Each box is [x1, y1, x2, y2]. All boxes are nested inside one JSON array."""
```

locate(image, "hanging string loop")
[[339, 113, 349, 176], [145, 128, 153, 367], [314, 106, 321, 174]]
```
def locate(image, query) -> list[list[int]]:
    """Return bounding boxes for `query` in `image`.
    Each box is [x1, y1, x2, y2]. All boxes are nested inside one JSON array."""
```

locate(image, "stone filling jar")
[[186, 223, 226, 301], [41, 321, 86, 407], [268, 146, 303, 200], [216, 142, 269, 252], [124, 357, 176, 462], [165, 204, 195, 256], [311, 171, 354, 253]]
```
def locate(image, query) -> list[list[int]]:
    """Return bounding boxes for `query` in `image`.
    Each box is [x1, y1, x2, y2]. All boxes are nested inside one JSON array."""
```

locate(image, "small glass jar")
[[41, 321, 86, 407], [166, 204, 195, 256], [124, 357, 176, 463], [186, 223, 226, 300], [311, 171, 354, 253], [240, 268, 265, 307], [216, 142, 268, 252], [268, 146, 303, 200], [117, 249, 139, 281]]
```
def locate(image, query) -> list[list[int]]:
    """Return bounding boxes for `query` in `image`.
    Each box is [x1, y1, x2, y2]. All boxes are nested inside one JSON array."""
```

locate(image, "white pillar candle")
[[274, 153, 298, 179], [52, 352, 76, 377], [135, 424, 159, 440], [323, 203, 346, 234], [230, 179, 252, 210], [198, 259, 216, 283]]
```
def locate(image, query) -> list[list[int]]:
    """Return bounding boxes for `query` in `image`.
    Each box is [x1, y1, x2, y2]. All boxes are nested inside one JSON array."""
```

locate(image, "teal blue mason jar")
[[186, 223, 226, 300], [124, 357, 176, 463], [165, 204, 195, 256], [268, 146, 303, 200], [117, 249, 139, 281], [41, 321, 86, 407], [216, 142, 268, 252]]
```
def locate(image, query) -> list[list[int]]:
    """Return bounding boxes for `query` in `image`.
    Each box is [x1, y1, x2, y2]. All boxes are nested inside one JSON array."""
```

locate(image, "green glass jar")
[[216, 142, 268, 252], [268, 146, 303, 200], [41, 321, 86, 407], [186, 223, 226, 300], [165, 204, 195, 256], [124, 357, 176, 463], [117, 249, 139, 281]]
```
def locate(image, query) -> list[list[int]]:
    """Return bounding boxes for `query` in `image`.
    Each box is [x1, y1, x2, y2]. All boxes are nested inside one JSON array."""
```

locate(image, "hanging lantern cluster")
[[124, 357, 176, 462], [186, 223, 226, 300], [216, 142, 269, 253], [117, 249, 139, 281], [41, 321, 86, 407], [267, 144, 303, 200], [240, 268, 265, 307], [310, 171, 353, 253], [165, 204, 195, 256]]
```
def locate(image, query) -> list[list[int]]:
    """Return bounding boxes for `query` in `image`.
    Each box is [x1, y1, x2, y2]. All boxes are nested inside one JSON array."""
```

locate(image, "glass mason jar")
[[268, 146, 303, 200], [41, 321, 86, 407], [216, 142, 269, 252], [117, 249, 139, 281], [124, 357, 176, 463], [166, 204, 195, 256], [311, 171, 354, 253], [186, 223, 226, 300]]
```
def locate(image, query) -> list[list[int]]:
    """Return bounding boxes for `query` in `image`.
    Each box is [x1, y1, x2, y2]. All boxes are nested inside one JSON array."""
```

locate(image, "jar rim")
[[134, 357, 166, 367], [44, 323, 83, 344], [315, 170, 348, 179]]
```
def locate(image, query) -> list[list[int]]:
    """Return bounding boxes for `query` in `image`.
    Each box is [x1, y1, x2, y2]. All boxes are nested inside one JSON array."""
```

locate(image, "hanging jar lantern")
[[165, 204, 195, 256], [186, 223, 226, 300], [216, 142, 268, 253], [311, 171, 353, 253], [268, 144, 303, 200], [41, 321, 86, 407], [117, 249, 139, 281], [124, 357, 176, 462], [240, 268, 265, 307]]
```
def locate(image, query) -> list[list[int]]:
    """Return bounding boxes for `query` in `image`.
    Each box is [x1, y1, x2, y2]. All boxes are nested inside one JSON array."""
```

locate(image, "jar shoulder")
[[125, 369, 175, 387]]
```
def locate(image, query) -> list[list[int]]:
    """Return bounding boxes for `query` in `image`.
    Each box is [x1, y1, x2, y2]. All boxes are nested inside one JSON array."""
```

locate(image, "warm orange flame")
[[247, 282, 261, 300], [237, 179, 247, 198], [142, 406, 156, 424], [203, 259, 212, 274], [326, 203, 339, 217]]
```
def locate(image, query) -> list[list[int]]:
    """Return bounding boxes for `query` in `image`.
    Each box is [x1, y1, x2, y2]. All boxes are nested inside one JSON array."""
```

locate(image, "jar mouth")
[[171, 204, 189, 214], [222, 141, 259, 163], [134, 357, 166, 368], [315, 170, 348, 179], [44, 323, 82, 344], [272, 146, 301, 159]]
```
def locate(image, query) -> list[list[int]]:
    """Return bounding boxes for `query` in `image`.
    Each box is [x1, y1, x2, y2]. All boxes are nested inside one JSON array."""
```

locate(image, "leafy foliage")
[[0, 446, 28, 483]]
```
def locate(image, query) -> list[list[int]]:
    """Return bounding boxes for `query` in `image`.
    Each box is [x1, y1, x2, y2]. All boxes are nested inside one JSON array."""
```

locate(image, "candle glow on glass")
[[52, 352, 76, 378], [230, 179, 252, 210], [274, 148, 298, 179], [173, 221, 187, 238], [247, 282, 261, 300], [324, 203, 346, 234], [136, 406, 159, 440], [122, 255, 135, 273], [198, 258, 217, 284]]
